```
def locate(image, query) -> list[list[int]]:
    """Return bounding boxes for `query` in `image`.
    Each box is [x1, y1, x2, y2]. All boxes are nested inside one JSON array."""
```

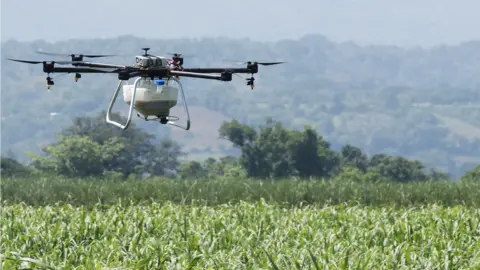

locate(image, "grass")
[[2, 175, 480, 207], [3, 201, 480, 269]]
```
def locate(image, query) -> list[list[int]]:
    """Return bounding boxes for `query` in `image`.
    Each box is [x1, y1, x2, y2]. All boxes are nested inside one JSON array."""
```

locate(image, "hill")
[[3, 34, 480, 177]]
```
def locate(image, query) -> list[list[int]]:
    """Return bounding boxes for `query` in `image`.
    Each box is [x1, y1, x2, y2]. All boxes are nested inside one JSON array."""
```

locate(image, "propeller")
[[167, 52, 191, 71], [253, 61, 285, 66], [8, 58, 122, 87], [7, 58, 80, 65], [36, 50, 116, 61], [245, 61, 285, 66], [36, 51, 116, 58], [224, 59, 286, 66], [167, 52, 194, 58]]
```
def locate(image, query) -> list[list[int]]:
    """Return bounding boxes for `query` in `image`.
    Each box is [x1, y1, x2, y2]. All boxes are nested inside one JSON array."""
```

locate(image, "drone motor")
[[46, 77, 54, 89], [246, 77, 255, 89]]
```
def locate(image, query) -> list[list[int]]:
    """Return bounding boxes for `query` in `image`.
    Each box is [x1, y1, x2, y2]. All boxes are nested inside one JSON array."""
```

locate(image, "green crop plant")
[[2, 200, 480, 269], [2, 176, 480, 207]]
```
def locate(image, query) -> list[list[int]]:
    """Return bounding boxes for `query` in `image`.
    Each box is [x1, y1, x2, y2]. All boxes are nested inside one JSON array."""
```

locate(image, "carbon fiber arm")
[[169, 70, 232, 81], [181, 67, 256, 74]]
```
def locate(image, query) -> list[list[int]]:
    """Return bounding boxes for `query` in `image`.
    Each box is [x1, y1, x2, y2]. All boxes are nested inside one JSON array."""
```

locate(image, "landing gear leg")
[[166, 78, 191, 130], [106, 77, 142, 130]]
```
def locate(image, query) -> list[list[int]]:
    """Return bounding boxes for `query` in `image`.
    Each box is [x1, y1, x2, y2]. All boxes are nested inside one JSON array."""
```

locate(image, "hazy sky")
[[2, 0, 480, 47]]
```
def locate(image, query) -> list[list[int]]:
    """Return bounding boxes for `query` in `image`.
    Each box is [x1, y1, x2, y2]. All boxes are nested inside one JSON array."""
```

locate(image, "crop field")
[[3, 201, 480, 269], [2, 176, 480, 269], [3, 176, 480, 207]]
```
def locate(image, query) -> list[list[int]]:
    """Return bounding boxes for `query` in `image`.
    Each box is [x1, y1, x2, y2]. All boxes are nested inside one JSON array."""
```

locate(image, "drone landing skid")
[[141, 115, 179, 122], [139, 115, 191, 130], [106, 77, 191, 131]]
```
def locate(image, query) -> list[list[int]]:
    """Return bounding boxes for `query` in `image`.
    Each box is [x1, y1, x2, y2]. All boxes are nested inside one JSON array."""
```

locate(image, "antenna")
[[141, 48, 150, 56]]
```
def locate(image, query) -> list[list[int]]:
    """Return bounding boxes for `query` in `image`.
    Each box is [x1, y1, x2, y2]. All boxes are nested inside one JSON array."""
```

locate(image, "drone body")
[[134, 48, 173, 69], [114, 48, 190, 129], [7, 48, 284, 131], [120, 76, 186, 129]]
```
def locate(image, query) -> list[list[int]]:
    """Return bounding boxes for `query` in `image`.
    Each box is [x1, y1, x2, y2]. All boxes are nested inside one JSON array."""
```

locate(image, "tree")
[[177, 160, 208, 179], [61, 111, 156, 176], [144, 139, 184, 177], [218, 118, 441, 182], [427, 168, 449, 181], [1, 157, 32, 177], [341, 144, 369, 172], [218, 120, 256, 147], [29, 111, 184, 178], [461, 165, 480, 181], [289, 127, 341, 178], [219, 119, 340, 178], [28, 135, 123, 177], [368, 154, 427, 182], [177, 156, 246, 179]]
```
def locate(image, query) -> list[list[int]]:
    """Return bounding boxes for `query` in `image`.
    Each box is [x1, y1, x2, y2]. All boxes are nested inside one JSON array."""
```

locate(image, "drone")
[[7, 48, 284, 131]]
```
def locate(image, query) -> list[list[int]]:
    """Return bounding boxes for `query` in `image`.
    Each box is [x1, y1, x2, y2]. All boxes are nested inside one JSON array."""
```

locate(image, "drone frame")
[[7, 48, 284, 131]]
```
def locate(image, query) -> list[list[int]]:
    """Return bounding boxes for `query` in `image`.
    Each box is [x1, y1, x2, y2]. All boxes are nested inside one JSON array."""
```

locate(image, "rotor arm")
[[181, 67, 257, 74], [169, 70, 232, 81], [181, 61, 284, 74], [68, 61, 129, 69]]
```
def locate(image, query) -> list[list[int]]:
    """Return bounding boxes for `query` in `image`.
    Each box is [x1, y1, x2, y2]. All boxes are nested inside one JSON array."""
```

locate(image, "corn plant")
[[3, 201, 480, 269]]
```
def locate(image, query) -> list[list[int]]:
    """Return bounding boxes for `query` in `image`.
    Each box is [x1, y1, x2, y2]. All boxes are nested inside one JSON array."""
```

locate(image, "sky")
[[2, 0, 480, 47]]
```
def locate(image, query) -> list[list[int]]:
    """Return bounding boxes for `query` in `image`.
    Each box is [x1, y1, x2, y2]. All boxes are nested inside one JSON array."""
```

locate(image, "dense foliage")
[[25, 111, 184, 178], [2, 110, 462, 183], [4, 35, 480, 177], [3, 202, 480, 269]]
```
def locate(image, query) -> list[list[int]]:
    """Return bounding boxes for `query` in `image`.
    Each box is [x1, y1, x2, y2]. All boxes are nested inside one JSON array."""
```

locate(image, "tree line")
[[2, 111, 480, 182]]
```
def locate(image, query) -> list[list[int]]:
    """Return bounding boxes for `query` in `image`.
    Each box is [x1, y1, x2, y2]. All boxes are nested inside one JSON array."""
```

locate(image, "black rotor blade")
[[82, 54, 117, 58], [7, 59, 44, 64], [7, 58, 80, 65], [36, 51, 70, 57], [36, 51, 116, 58], [167, 52, 194, 57], [257, 61, 286, 66], [223, 59, 286, 66]]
